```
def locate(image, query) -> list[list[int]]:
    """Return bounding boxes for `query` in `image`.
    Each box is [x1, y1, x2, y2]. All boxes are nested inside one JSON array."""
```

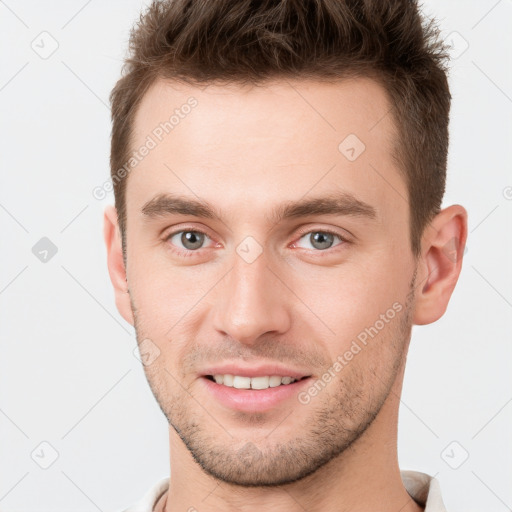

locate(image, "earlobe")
[[413, 205, 468, 325], [103, 205, 134, 326]]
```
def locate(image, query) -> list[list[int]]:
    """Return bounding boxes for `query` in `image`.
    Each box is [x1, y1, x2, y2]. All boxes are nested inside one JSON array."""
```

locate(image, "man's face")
[[122, 77, 418, 486]]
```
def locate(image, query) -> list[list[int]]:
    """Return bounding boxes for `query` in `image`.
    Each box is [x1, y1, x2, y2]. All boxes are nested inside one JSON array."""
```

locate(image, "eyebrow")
[[141, 191, 378, 224]]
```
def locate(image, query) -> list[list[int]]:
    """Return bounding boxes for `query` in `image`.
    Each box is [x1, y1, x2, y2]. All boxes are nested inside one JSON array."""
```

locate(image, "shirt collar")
[[401, 470, 447, 511]]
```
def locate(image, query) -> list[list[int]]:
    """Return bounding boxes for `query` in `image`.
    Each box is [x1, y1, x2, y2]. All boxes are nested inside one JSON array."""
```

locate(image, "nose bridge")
[[212, 245, 290, 344]]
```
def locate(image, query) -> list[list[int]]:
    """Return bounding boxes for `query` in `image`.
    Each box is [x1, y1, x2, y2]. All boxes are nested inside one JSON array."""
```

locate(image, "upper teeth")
[[213, 374, 299, 389]]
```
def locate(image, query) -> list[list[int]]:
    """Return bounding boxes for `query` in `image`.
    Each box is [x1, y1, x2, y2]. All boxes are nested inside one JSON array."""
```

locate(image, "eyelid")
[[293, 225, 351, 241], [163, 225, 213, 241]]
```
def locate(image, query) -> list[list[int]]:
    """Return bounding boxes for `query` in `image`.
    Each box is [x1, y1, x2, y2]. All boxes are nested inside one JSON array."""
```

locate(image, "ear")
[[413, 204, 468, 325], [103, 205, 134, 326]]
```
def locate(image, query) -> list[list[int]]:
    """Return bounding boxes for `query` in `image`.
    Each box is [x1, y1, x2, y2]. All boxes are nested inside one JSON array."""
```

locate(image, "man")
[[105, 1, 467, 510]]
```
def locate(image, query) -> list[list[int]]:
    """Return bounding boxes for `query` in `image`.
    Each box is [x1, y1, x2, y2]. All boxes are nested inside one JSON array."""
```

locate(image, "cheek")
[[290, 256, 406, 345], [129, 264, 215, 339]]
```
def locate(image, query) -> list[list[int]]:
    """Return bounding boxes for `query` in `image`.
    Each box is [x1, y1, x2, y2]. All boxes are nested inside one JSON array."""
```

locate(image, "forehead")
[[126, 76, 406, 226], [132, 76, 395, 147]]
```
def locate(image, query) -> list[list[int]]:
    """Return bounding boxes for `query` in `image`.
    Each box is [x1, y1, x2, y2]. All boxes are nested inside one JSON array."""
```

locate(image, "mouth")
[[200, 373, 313, 412], [203, 374, 311, 390]]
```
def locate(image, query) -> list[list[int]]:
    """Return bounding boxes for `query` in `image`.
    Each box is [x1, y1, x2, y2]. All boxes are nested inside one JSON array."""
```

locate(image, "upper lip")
[[201, 362, 312, 379]]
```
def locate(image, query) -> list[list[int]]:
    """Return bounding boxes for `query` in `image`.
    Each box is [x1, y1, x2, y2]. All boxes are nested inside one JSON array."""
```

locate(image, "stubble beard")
[[130, 272, 416, 487]]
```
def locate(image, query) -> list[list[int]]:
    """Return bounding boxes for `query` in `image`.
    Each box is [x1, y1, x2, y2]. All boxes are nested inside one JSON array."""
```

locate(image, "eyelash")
[[163, 226, 350, 257]]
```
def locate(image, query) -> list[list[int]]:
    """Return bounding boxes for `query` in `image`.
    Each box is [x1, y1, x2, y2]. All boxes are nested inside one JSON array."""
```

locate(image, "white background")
[[0, 1, 511, 511]]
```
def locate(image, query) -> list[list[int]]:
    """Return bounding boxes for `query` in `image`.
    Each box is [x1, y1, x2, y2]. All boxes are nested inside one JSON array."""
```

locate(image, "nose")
[[212, 248, 291, 346]]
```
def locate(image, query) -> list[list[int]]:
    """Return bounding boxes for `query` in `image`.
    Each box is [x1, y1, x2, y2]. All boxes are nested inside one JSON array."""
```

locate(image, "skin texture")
[[104, 77, 467, 512]]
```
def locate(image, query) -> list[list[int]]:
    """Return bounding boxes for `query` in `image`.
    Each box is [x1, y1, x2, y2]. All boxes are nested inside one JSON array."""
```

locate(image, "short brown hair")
[[109, 0, 451, 258]]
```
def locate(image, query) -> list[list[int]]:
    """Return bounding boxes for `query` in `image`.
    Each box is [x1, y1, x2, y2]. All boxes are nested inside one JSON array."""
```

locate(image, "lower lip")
[[200, 376, 312, 413]]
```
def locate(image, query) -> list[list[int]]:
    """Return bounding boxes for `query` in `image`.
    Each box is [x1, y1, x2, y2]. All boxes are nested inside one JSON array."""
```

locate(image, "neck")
[[158, 365, 423, 512]]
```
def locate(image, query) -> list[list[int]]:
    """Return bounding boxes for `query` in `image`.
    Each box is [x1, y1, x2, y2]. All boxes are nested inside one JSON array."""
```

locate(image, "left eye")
[[293, 231, 346, 251]]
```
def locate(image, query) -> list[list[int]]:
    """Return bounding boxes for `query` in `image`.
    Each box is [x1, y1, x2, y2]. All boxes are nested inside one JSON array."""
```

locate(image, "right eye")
[[165, 229, 216, 256]]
